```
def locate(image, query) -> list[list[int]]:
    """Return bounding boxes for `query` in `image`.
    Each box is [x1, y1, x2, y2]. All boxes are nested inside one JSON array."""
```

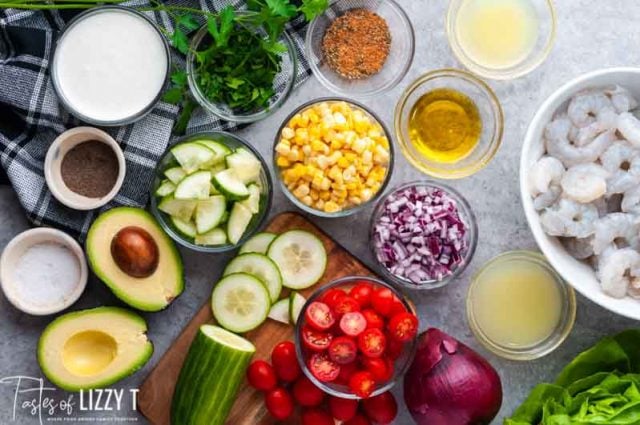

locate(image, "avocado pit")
[[111, 226, 159, 278]]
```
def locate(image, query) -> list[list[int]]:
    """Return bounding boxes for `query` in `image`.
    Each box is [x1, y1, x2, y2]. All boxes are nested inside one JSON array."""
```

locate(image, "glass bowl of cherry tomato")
[[294, 276, 419, 400]]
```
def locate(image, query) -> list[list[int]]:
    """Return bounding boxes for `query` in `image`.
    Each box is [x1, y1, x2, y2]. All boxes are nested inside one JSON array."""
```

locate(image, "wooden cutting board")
[[137, 212, 376, 425]]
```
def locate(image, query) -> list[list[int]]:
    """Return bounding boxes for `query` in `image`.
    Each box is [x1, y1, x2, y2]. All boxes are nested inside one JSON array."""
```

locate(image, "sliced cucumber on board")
[[171, 325, 255, 425], [174, 171, 211, 200], [268, 230, 327, 289], [227, 203, 253, 245], [195, 196, 226, 234], [211, 273, 270, 333], [158, 197, 197, 222], [223, 253, 282, 303], [195, 228, 227, 246], [268, 298, 290, 324], [171, 143, 215, 174], [164, 167, 186, 184], [212, 169, 250, 201], [155, 180, 176, 197], [289, 292, 306, 324], [239, 232, 277, 255]]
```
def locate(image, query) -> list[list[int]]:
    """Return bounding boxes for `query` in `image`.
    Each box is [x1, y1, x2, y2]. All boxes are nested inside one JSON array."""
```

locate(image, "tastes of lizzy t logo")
[[0, 375, 139, 424]]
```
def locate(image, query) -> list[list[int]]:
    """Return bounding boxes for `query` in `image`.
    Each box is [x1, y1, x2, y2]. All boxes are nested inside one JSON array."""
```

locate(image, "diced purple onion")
[[373, 185, 469, 285]]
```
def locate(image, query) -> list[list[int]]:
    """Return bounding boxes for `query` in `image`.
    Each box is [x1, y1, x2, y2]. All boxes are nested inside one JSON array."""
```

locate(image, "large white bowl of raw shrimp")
[[522, 67, 640, 321]]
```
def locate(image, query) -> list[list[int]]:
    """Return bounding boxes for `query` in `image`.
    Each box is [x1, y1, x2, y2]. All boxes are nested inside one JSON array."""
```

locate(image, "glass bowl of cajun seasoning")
[[305, 0, 415, 98], [44, 127, 126, 210]]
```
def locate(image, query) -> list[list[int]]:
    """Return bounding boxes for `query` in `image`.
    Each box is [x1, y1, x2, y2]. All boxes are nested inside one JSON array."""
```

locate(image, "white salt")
[[13, 242, 81, 308]]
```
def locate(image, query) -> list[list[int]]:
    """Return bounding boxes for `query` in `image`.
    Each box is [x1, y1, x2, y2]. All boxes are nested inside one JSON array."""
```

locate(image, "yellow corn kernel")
[[337, 157, 350, 168], [294, 128, 309, 145], [309, 126, 321, 141], [362, 150, 373, 165], [316, 155, 329, 170], [361, 188, 373, 202], [324, 201, 341, 213], [293, 184, 310, 198], [311, 140, 328, 152], [320, 191, 331, 201], [301, 195, 313, 206], [330, 138, 344, 150], [320, 178, 331, 191], [333, 112, 348, 131], [368, 128, 382, 138], [349, 196, 362, 206], [286, 149, 299, 162], [276, 157, 291, 168], [310, 189, 320, 201], [281, 127, 295, 139], [311, 173, 324, 189], [275, 143, 290, 156], [344, 131, 357, 146], [315, 199, 325, 210], [322, 130, 337, 144], [302, 145, 312, 157]]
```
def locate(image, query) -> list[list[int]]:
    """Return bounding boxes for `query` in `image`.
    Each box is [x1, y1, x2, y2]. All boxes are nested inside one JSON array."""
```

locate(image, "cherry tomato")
[[309, 352, 341, 382], [387, 338, 404, 360], [271, 341, 301, 382], [388, 312, 419, 342], [328, 396, 359, 421], [362, 391, 398, 424], [361, 357, 392, 382], [293, 376, 325, 407], [344, 414, 372, 425], [264, 387, 294, 420], [334, 295, 360, 316], [328, 336, 357, 365], [302, 326, 333, 351], [246, 360, 277, 391], [336, 360, 359, 384], [349, 370, 376, 398], [322, 288, 346, 309], [349, 282, 373, 307], [340, 311, 367, 336], [362, 309, 384, 329], [371, 288, 395, 316], [358, 328, 386, 358], [305, 301, 335, 331], [301, 408, 334, 425], [389, 297, 407, 316]]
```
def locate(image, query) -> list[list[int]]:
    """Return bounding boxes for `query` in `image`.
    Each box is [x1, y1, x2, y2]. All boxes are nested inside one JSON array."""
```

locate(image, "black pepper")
[[61, 141, 119, 198]]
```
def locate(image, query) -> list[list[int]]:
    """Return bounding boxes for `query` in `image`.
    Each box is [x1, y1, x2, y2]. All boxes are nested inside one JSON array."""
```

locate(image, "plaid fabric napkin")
[[0, 0, 313, 239]]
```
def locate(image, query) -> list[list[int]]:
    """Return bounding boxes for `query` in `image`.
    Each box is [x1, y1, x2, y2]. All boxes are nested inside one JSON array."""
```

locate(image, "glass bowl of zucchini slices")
[[150, 131, 272, 252]]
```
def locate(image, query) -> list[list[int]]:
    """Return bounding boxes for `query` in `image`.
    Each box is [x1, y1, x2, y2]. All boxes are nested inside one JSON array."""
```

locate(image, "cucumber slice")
[[268, 230, 327, 289], [239, 232, 277, 255], [223, 253, 282, 302], [171, 217, 197, 238], [227, 203, 253, 245], [155, 180, 176, 197], [226, 148, 262, 183], [195, 228, 227, 246], [195, 196, 226, 234], [213, 169, 250, 201], [164, 167, 186, 184], [174, 171, 211, 200], [171, 325, 254, 425], [158, 196, 197, 222], [210, 183, 220, 195], [289, 292, 306, 324], [268, 299, 290, 324], [171, 143, 216, 174], [196, 139, 232, 162], [239, 184, 261, 214], [211, 273, 270, 333]]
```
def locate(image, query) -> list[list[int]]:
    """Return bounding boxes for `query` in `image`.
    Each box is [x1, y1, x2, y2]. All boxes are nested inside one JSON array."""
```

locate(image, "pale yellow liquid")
[[470, 260, 562, 348], [455, 0, 539, 69]]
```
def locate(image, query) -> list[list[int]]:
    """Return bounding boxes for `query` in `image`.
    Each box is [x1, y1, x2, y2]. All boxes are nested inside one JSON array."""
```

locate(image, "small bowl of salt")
[[0, 228, 88, 315]]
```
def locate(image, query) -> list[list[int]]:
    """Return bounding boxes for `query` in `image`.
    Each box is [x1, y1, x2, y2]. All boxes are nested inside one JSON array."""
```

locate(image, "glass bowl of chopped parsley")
[[186, 15, 298, 124]]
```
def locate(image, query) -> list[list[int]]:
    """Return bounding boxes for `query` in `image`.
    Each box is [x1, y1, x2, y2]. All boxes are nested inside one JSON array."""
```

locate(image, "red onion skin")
[[404, 329, 503, 425]]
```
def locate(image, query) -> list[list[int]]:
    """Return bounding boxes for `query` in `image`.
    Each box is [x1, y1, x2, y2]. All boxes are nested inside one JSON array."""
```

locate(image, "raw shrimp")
[[560, 163, 609, 203], [621, 186, 640, 214], [605, 85, 639, 113], [617, 112, 640, 148], [592, 212, 640, 255], [560, 236, 594, 260], [600, 142, 640, 194], [540, 199, 598, 238], [533, 186, 561, 211], [529, 156, 564, 210], [546, 117, 616, 166], [567, 90, 614, 128], [574, 108, 617, 146], [597, 248, 640, 298]]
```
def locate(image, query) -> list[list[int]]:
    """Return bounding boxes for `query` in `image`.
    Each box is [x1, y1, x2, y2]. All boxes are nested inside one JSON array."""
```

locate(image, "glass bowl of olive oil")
[[394, 69, 504, 179]]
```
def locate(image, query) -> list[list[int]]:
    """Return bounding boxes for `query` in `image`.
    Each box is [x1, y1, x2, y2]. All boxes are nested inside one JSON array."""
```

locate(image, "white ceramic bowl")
[[521, 67, 640, 321]]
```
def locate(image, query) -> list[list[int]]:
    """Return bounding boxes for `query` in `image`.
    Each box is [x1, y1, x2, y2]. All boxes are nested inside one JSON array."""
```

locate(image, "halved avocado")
[[86, 207, 184, 312], [37, 307, 153, 391]]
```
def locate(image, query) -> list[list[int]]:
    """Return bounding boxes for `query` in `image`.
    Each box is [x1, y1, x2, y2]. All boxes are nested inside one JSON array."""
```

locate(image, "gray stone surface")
[[2, 0, 640, 423]]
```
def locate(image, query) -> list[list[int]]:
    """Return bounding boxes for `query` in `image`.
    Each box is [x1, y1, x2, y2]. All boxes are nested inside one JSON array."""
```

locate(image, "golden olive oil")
[[408, 88, 482, 163]]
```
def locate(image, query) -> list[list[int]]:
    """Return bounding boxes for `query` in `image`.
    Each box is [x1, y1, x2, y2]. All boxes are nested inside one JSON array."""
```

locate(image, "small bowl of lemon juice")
[[394, 69, 504, 179], [447, 0, 556, 80]]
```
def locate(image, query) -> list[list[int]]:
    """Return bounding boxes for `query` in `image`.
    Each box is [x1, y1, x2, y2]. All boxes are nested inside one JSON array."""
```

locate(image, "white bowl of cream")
[[0, 228, 88, 315], [51, 6, 170, 126]]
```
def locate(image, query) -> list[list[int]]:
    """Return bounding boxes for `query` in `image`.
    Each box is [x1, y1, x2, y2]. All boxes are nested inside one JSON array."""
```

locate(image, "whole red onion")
[[403, 328, 502, 425]]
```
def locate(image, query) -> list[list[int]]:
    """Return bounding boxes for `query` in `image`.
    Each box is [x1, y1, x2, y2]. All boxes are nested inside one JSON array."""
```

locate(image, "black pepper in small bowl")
[[61, 141, 119, 198]]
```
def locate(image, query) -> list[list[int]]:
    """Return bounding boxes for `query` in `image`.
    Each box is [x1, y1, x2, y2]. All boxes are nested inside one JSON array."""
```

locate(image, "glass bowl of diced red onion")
[[370, 181, 478, 290]]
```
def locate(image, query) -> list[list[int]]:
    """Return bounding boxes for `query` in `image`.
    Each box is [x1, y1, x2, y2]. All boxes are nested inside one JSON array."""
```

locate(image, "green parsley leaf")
[[171, 70, 188, 87], [265, 0, 297, 18], [171, 30, 190, 55], [162, 87, 184, 104], [299, 0, 328, 21], [176, 13, 200, 31]]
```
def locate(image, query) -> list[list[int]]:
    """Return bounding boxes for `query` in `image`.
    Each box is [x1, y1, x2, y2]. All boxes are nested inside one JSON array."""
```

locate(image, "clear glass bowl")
[[370, 181, 478, 290], [294, 276, 418, 399], [273, 98, 394, 218], [467, 251, 576, 360], [305, 0, 415, 97], [446, 0, 556, 80], [150, 131, 272, 253], [187, 23, 297, 123], [395, 69, 504, 179]]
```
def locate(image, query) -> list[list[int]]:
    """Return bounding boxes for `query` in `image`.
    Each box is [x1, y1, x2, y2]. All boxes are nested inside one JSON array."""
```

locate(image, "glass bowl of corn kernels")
[[274, 98, 394, 217]]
